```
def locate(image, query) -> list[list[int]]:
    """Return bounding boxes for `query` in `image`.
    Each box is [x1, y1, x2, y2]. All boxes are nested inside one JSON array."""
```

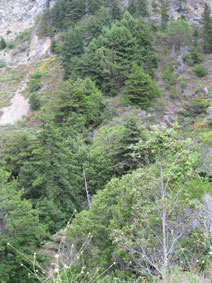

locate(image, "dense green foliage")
[[0, 169, 46, 282], [193, 65, 208, 77], [165, 19, 193, 52], [50, 78, 103, 130], [64, 126, 205, 279], [124, 64, 159, 108], [60, 12, 158, 96], [161, 0, 169, 30], [2, 0, 212, 282], [0, 37, 6, 50], [27, 72, 43, 93], [128, 0, 149, 18], [203, 3, 212, 53], [29, 92, 42, 111], [18, 125, 88, 233]]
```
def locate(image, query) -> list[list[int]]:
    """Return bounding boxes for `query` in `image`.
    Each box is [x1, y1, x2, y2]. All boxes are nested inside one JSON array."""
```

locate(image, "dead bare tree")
[[119, 163, 188, 277]]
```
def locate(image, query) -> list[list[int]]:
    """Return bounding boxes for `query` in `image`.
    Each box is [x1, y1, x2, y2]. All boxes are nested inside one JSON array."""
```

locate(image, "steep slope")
[[0, 0, 57, 125], [0, 88, 29, 125], [0, 0, 55, 41], [151, 0, 212, 23], [2, 1, 212, 282]]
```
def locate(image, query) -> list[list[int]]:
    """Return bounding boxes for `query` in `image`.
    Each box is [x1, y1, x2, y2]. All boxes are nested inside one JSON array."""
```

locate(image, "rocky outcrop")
[[151, 0, 212, 24], [169, 0, 212, 23], [0, 0, 55, 40], [0, 0, 55, 66]]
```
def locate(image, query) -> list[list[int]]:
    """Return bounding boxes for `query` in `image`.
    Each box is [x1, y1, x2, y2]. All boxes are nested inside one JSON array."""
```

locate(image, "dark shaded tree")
[[51, 78, 103, 130], [128, 0, 149, 17], [0, 37, 6, 50], [18, 124, 88, 232], [86, 0, 105, 14], [203, 3, 212, 53], [161, 0, 169, 30], [111, 116, 145, 175], [0, 169, 47, 283], [110, 0, 122, 20], [124, 64, 159, 109]]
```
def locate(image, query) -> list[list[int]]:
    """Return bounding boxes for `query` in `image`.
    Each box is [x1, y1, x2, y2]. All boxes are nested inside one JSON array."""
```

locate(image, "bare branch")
[[83, 166, 91, 210]]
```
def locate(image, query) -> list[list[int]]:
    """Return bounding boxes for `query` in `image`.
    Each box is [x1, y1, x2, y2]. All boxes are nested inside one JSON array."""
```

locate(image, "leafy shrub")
[[29, 92, 42, 111], [152, 97, 166, 112], [184, 94, 210, 117], [27, 72, 43, 93], [160, 266, 209, 283], [17, 45, 28, 53], [183, 45, 202, 66], [180, 80, 187, 93], [16, 29, 32, 43], [183, 178, 212, 200], [165, 20, 193, 51], [162, 64, 177, 89], [170, 86, 180, 99], [0, 60, 6, 68], [190, 46, 202, 64], [152, 0, 158, 10], [50, 38, 57, 53], [6, 41, 14, 49], [37, 10, 54, 38], [0, 37, 6, 50], [193, 65, 208, 77]]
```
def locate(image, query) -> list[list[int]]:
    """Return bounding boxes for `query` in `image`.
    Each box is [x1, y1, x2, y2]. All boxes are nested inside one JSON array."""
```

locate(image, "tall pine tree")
[[112, 116, 145, 175], [124, 64, 159, 109], [0, 169, 46, 282], [161, 0, 169, 30], [18, 124, 88, 233], [203, 3, 212, 53]]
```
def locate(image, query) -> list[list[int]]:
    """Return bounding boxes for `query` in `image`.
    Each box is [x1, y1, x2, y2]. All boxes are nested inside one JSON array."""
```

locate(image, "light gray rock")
[[0, 0, 55, 66], [204, 87, 209, 94], [0, 0, 55, 40], [150, 0, 212, 25]]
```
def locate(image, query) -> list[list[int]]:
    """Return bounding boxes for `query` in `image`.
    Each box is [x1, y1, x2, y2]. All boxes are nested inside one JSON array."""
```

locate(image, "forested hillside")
[[1, 0, 212, 282]]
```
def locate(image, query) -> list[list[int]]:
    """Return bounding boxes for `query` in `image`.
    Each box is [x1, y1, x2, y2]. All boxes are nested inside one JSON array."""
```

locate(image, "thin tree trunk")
[[160, 162, 168, 271], [83, 166, 91, 209]]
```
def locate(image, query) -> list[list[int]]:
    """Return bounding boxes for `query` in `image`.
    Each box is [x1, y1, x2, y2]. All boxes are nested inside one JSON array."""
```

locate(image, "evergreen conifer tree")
[[128, 0, 148, 17], [87, 0, 104, 14], [29, 92, 42, 111], [52, 78, 103, 129], [124, 64, 159, 109], [203, 3, 212, 53], [0, 37, 6, 50], [0, 169, 46, 282], [110, 0, 122, 20], [61, 26, 84, 77], [112, 116, 145, 175], [18, 124, 88, 232], [161, 0, 169, 30]]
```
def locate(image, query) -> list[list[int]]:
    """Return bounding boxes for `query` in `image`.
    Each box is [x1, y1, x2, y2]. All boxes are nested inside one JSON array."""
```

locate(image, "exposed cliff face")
[[0, 0, 55, 40], [168, 0, 212, 22], [1, 0, 212, 42], [0, 0, 56, 66], [0, 0, 56, 125], [149, 0, 212, 25]]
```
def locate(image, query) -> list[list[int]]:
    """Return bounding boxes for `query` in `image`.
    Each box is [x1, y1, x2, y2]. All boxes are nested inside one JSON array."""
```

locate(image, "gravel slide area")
[[0, 86, 29, 125]]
